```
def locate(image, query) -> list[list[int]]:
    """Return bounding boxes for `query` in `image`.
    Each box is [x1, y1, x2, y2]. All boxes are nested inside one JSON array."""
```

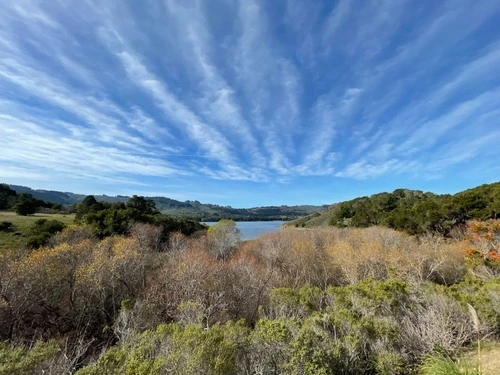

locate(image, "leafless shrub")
[[48, 225, 96, 247], [471, 264, 500, 279], [167, 231, 190, 253], [207, 220, 240, 260], [141, 247, 235, 328], [400, 293, 474, 358], [227, 246, 273, 324], [408, 235, 466, 284], [48, 334, 95, 374], [130, 222, 164, 252]]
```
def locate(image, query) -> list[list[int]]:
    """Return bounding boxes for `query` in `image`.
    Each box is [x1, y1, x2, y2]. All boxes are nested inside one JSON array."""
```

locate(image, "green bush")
[[77, 321, 249, 375], [249, 318, 296, 373], [0, 340, 60, 375], [0, 221, 14, 232], [447, 276, 500, 334], [25, 219, 66, 248], [268, 286, 323, 319]]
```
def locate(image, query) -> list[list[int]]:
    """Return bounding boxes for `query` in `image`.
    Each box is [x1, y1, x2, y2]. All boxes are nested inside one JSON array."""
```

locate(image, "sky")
[[0, 0, 499, 207]]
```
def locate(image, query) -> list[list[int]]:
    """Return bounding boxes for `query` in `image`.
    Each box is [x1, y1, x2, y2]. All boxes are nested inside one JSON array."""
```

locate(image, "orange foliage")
[[465, 220, 500, 263]]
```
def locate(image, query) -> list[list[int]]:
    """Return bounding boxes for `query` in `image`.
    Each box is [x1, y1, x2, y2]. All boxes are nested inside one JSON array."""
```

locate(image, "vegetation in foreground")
[[0, 205, 498, 373]]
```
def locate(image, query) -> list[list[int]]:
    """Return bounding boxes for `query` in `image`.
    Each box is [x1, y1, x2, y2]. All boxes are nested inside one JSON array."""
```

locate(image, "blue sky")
[[1, 0, 499, 207]]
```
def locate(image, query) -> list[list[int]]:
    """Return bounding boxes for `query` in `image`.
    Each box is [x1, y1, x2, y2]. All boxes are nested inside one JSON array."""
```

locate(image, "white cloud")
[[0, 0, 499, 193]]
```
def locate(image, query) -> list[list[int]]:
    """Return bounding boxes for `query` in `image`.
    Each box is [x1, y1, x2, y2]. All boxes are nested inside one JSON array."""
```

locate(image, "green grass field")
[[0, 211, 75, 250]]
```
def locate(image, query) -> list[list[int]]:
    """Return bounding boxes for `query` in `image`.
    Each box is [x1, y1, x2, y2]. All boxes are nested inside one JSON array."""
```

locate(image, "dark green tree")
[[0, 184, 17, 209], [14, 194, 38, 216], [75, 195, 102, 222], [127, 195, 159, 216], [26, 219, 66, 248]]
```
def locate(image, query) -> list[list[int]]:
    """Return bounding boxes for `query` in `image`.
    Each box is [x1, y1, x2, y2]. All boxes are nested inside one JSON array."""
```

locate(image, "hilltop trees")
[[324, 182, 500, 236], [127, 195, 159, 216]]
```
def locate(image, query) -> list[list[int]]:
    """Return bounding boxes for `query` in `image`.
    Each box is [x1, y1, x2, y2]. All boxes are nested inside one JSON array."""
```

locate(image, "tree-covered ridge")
[[7, 184, 327, 221], [288, 182, 500, 235]]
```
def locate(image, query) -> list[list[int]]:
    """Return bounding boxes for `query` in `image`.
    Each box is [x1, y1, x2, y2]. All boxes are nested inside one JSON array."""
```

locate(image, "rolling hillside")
[[287, 182, 500, 235], [8, 185, 327, 221]]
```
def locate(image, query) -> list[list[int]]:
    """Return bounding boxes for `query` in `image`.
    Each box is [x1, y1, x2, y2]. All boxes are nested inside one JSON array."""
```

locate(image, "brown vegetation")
[[0, 221, 499, 374]]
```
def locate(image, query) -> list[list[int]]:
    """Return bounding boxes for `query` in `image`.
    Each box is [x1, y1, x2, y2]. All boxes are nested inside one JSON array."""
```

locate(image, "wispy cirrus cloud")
[[0, 0, 499, 205]]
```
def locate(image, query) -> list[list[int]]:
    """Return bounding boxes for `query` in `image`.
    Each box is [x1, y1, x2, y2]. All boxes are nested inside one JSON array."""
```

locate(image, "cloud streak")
[[0, 0, 499, 204]]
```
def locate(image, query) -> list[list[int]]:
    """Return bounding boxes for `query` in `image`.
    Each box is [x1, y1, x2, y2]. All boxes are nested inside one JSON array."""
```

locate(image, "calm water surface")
[[203, 221, 284, 240]]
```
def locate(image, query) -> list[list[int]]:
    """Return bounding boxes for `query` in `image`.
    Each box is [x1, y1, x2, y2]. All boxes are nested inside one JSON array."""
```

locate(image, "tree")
[[207, 220, 240, 260], [26, 219, 66, 248], [14, 194, 37, 216], [127, 195, 158, 216], [75, 195, 100, 222], [0, 184, 17, 210]]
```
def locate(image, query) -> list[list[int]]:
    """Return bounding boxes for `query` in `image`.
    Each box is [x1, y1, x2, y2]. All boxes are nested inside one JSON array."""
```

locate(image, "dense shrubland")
[[0, 216, 499, 374]]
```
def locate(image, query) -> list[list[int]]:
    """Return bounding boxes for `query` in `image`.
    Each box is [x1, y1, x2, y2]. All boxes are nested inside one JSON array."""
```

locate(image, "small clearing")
[[461, 341, 500, 375]]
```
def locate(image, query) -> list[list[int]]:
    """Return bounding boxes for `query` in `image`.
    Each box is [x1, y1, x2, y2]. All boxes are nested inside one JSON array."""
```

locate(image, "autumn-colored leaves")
[[466, 220, 500, 263]]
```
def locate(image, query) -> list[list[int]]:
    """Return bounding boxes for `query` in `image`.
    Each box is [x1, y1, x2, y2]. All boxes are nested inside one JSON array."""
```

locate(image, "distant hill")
[[8, 185, 90, 205], [7, 184, 327, 221], [286, 182, 500, 235]]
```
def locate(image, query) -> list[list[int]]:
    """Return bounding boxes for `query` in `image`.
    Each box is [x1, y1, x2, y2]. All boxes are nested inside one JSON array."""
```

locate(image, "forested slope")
[[288, 182, 500, 235]]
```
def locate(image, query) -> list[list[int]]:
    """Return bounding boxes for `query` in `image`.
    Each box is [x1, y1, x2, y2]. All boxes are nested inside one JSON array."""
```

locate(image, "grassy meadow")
[[0, 211, 75, 249]]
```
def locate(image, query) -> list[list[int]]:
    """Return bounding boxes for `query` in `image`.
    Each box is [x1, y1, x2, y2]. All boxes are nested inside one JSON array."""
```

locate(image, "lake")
[[203, 221, 285, 240]]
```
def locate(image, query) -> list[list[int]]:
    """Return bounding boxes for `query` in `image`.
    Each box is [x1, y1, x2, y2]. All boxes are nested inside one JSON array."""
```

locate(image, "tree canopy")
[[0, 184, 61, 215], [76, 195, 206, 240], [0, 184, 17, 210], [328, 183, 500, 235]]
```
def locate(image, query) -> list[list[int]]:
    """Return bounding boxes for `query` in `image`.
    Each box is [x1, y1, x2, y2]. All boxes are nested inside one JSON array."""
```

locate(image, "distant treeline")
[[290, 182, 500, 236], [7, 184, 327, 221], [0, 184, 63, 215]]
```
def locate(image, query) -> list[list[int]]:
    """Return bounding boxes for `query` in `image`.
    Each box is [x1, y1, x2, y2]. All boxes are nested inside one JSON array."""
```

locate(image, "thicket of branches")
[[0, 220, 499, 374]]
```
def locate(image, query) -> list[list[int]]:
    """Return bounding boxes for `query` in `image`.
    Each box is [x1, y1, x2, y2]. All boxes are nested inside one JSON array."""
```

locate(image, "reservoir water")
[[204, 221, 285, 240]]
